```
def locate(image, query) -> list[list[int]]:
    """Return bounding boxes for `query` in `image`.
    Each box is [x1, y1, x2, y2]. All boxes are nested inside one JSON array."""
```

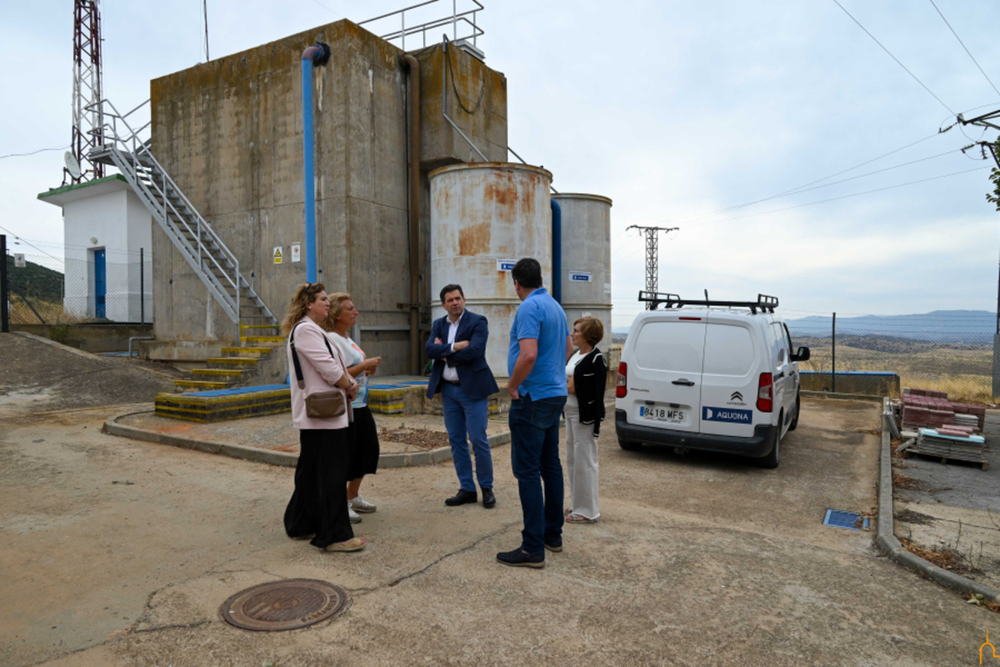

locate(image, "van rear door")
[[624, 315, 706, 434], [698, 318, 759, 438]]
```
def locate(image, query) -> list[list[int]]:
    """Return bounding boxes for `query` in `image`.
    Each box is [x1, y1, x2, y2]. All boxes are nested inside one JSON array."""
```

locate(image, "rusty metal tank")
[[429, 162, 553, 377], [552, 193, 613, 349]]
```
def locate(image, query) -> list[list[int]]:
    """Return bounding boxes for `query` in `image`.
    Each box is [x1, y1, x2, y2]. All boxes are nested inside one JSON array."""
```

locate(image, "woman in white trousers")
[[564, 317, 608, 524]]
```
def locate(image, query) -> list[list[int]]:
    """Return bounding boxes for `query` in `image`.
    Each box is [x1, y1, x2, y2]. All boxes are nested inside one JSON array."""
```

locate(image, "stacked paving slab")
[[900, 387, 985, 434]]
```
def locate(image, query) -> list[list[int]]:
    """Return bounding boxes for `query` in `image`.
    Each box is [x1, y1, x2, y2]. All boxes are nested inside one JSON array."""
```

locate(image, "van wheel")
[[788, 394, 801, 431], [618, 439, 642, 452], [757, 415, 781, 469]]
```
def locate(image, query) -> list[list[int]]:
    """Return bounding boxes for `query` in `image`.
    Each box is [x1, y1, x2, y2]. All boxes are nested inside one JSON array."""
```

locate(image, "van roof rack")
[[637, 291, 779, 314]]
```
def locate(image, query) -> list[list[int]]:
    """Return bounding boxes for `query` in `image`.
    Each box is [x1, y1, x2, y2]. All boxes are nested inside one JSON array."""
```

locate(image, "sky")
[[3, 0, 1000, 329]]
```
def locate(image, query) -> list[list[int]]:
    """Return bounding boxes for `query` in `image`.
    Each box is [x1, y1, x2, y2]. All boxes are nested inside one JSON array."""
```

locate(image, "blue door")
[[94, 249, 106, 318]]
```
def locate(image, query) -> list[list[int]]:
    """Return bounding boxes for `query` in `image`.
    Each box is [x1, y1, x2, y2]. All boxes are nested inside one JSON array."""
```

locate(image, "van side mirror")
[[791, 346, 810, 362]]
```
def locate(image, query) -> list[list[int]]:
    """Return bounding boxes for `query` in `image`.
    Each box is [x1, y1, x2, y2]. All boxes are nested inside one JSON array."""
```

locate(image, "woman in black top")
[[564, 317, 608, 524]]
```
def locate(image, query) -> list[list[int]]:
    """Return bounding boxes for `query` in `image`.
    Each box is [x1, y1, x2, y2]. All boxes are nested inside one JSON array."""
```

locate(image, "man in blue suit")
[[426, 284, 500, 508]]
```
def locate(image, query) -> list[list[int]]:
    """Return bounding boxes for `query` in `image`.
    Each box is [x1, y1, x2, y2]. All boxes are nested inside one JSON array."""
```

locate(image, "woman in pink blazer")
[[281, 283, 364, 552]]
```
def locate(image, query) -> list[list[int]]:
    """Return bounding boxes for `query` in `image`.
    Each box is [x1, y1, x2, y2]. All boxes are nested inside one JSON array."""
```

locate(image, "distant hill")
[[785, 310, 994, 344], [5, 256, 63, 302], [611, 310, 996, 345]]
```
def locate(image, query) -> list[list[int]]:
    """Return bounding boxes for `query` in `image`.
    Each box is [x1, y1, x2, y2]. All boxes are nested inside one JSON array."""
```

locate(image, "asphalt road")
[[1, 335, 998, 665]]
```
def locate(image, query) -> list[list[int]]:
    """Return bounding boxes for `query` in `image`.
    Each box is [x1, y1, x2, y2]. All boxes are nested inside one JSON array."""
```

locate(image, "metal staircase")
[[88, 98, 278, 336]]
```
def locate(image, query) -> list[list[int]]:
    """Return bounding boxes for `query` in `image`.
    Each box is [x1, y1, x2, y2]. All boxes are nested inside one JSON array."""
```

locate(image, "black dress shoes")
[[445, 489, 478, 506], [482, 488, 496, 509]]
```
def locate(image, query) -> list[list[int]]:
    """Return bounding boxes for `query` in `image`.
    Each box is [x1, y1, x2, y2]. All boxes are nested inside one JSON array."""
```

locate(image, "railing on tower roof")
[[358, 0, 484, 52]]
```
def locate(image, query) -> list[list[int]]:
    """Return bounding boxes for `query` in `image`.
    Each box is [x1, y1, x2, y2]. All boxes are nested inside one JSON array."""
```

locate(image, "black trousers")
[[284, 428, 354, 548]]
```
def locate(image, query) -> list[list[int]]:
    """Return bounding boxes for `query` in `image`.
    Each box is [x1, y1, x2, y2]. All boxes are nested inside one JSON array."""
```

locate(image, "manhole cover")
[[823, 509, 869, 531], [220, 579, 348, 631]]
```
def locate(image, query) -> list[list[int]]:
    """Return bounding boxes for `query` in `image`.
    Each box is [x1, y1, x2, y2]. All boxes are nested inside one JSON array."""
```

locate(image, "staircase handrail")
[[87, 98, 244, 322]]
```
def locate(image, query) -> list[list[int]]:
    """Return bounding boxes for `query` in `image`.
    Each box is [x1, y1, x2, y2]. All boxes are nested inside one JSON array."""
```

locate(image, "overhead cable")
[[0, 145, 69, 161], [928, 0, 1000, 98], [0, 224, 64, 264], [831, 0, 955, 115], [684, 166, 987, 230]]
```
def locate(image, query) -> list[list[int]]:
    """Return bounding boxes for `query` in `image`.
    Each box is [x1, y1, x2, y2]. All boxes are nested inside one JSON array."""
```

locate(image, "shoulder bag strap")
[[290, 323, 345, 390]]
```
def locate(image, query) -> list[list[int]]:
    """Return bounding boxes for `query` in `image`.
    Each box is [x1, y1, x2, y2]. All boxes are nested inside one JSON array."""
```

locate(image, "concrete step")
[[241, 324, 280, 330], [207, 357, 259, 369], [221, 347, 274, 358], [174, 379, 232, 391], [242, 335, 284, 344], [190, 368, 248, 379]]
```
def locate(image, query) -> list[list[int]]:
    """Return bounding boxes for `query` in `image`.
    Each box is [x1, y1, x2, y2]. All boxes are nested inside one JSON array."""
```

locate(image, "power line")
[[310, 0, 342, 17], [831, 0, 955, 115], [609, 132, 948, 246], [685, 166, 987, 230], [0, 224, 64, 264], [928, 0, 1000, 98], [0, 145, 69, 161]]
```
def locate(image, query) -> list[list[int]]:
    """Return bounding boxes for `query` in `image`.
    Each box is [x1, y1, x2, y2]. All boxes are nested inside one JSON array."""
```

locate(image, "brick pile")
[[900, 387, 985, 434]]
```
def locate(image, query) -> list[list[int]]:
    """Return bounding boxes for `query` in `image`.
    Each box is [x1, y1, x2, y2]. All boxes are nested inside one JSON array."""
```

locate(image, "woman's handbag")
[[290, 324, 347, 418]]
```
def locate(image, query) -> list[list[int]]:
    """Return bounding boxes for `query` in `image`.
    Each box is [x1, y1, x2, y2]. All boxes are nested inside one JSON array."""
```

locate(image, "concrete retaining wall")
[[800, 371, 900, 397], [12, 323, 154, 353]]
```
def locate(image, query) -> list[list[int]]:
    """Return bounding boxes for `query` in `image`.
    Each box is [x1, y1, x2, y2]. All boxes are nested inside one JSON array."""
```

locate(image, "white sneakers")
[[348, 505, 362, 524], [350, 495, 377, 513]]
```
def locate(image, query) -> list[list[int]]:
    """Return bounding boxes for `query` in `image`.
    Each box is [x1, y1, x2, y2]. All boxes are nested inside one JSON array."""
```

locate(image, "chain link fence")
[[609, 306, 995, 404], [5, 251, 152, 325]]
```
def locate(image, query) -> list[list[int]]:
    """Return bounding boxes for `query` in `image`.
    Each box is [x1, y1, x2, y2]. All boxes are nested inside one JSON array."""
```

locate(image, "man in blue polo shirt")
[[497, 258, 572, 568]]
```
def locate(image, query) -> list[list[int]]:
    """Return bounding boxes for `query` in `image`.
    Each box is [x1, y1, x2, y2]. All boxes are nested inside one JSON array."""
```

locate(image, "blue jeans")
[[509, 393, 567, 555], [441, 381, 494, 491]]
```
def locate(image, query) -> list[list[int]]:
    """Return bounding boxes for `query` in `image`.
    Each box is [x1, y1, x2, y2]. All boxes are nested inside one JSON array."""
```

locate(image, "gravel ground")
[[0, 333, 178, 418]]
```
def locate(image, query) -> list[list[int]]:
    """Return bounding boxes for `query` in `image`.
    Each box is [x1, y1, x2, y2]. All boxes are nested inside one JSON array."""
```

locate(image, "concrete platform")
[[108, 408, 512, 469]]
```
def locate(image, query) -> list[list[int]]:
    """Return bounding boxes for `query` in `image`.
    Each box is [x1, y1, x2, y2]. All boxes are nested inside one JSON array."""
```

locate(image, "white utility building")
[[38, 174, 153, 322]]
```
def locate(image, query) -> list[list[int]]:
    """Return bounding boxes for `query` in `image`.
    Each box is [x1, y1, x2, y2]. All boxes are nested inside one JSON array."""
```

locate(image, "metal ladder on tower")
[[87, 99, 277, 338]]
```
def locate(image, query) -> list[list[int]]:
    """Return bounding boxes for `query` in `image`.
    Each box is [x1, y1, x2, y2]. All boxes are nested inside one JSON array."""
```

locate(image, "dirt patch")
[[900, 538, 982, 576], [894, 473, 929, 491], [895, 508, 935, 525], [378, 427, 450, 450]]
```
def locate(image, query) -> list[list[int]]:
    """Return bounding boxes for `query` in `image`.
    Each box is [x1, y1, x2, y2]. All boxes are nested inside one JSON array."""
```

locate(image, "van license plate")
[[640, 406, 684, 423]]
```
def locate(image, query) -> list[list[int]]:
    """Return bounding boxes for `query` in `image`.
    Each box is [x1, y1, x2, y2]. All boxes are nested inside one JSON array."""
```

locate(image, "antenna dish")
[[64, 152, 82, 179]]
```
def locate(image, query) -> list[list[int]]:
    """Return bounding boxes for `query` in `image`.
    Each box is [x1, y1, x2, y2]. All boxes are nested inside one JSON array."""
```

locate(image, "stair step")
[[174, 379, 231, 391], [190, 368, 248, 378], [221, 347, 274, 357], [241, 324, 279, 330], [207, 357, 259, 368], [243, 335, 284, 343]]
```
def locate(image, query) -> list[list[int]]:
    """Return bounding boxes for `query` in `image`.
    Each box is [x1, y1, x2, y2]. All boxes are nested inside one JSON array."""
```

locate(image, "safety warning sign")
[[273, 247, 283, 264]]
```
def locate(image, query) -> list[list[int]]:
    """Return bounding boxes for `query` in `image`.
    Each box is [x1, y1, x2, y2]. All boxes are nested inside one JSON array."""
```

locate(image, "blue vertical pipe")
[[551, 198, 562, 304], [301, 56, 317, 283]]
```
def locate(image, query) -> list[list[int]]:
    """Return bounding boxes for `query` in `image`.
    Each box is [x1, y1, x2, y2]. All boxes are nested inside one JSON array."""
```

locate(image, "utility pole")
[[626, 225, 678, 309], [1, 235, 8, 332], [961, 111, 1000, 396]]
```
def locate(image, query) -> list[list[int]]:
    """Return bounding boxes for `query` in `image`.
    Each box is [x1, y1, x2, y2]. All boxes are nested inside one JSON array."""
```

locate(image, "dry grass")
[[798, 337, 994, 404], [8, 295, 88, 325]]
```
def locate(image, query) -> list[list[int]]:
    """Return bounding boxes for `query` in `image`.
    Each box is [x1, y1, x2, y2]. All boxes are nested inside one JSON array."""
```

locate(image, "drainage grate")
[[823, 509, 869, 531], [220, 579, 348, 631]]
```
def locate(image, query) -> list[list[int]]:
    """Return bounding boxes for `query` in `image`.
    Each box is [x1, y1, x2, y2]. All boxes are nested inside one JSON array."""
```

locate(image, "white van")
[[614, 293, 810, 468]]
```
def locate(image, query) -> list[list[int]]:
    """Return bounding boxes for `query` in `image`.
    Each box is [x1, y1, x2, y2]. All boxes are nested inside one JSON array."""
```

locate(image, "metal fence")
[[608, 307, 995, 404], [5, 251, 152, 325]]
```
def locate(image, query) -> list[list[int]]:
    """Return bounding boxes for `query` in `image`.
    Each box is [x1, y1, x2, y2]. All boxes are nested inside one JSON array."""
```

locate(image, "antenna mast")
[[66, 0, 105, 186]]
